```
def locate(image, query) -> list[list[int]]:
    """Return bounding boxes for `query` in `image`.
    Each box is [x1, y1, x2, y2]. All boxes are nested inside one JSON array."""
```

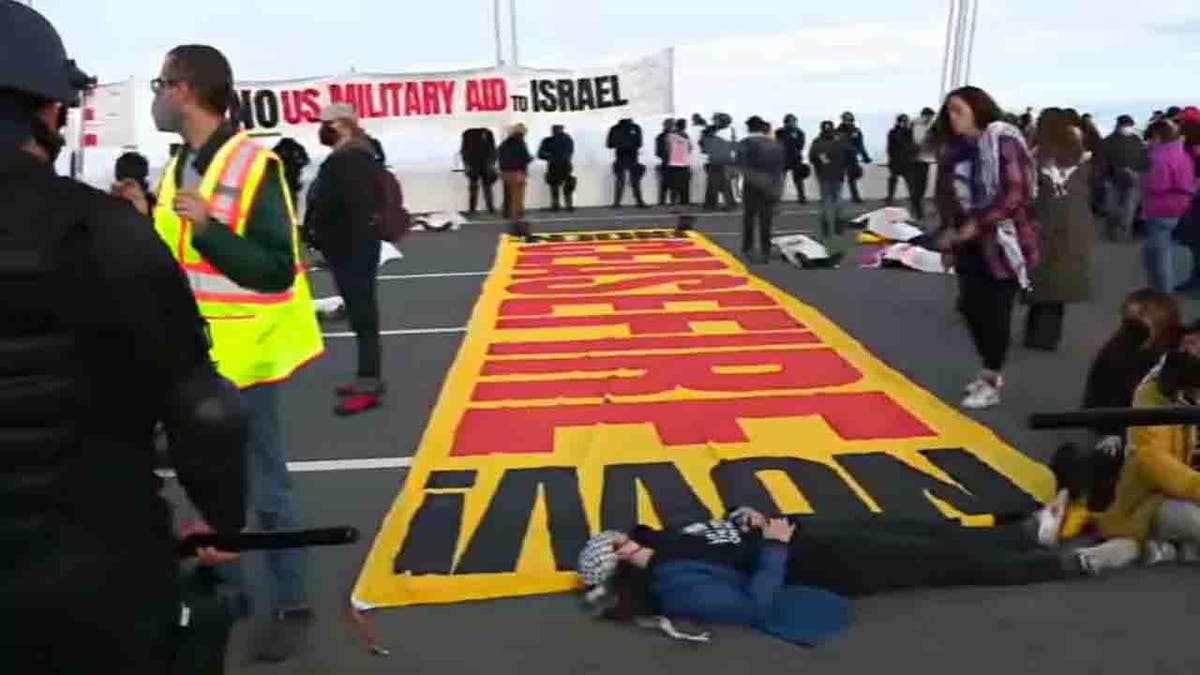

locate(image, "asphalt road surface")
[[203, 202, 1200, 674]]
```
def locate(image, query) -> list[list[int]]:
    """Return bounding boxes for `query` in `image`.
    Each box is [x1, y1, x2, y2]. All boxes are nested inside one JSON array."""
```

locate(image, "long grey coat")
[[1030, 159, 1095, 303]]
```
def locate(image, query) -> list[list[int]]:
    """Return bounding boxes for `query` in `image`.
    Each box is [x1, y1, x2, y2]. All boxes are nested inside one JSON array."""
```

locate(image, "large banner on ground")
[[232, 49, 673, 134], [353, 229, 1052, 609]]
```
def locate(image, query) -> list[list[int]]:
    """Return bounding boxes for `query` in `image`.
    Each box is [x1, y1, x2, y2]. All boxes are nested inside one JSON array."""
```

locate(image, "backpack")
[[373, 167, 411, 242]]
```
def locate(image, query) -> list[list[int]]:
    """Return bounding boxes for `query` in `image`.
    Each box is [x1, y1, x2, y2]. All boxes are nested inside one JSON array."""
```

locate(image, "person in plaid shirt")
[[933, 86, 1041, 410]]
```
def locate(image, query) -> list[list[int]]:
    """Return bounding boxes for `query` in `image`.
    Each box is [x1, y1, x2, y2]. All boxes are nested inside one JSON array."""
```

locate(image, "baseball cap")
[[319, 102, 358, 123], [1181, 107, 1200, 124]]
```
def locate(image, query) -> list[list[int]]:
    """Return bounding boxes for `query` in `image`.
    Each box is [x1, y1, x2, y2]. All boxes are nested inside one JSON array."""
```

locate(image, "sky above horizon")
[[30, 0, 1200, 118]]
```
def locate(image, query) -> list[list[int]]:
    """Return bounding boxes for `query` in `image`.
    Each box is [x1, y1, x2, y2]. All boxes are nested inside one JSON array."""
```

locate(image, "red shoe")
[[335, 391, 382, 416], [335, 381, 387, 397]]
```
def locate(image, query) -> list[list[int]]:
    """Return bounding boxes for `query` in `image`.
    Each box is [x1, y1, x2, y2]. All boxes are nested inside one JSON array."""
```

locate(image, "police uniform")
[[0, 3, 247, 668], [537, 127, 576, 212]]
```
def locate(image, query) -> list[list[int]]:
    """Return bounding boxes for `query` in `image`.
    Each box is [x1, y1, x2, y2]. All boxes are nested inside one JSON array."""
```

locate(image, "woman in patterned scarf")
[[933, 86, 1041, 410]]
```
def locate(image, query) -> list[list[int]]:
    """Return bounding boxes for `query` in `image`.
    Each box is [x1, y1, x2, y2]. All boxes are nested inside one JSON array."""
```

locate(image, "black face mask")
[[1115, 318, 1152, 347], [318, 124, 339, 147], [31, 108, 67, 162], [1159, 350, 1200, 399]]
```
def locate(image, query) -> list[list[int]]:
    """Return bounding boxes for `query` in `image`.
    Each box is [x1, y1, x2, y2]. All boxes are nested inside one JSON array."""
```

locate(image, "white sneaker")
[[1143, 540, 1179, 566], [962, 380, 1001, 409], [1077, 539, 1141, 575], [1181, 542, 1200, 563]]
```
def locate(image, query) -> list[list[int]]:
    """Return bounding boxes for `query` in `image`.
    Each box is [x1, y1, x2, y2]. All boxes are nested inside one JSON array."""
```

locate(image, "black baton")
[[179, 526, 359, 557]]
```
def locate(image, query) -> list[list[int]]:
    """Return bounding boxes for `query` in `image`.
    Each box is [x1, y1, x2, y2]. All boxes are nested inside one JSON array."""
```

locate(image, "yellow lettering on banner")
[[352, 230, 1053, 609]]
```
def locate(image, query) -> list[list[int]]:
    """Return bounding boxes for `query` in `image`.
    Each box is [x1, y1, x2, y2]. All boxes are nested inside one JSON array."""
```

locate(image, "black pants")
[[667, 166, 691, 206], [466, 169, 495, 214], [657, 165, 669, 205], [741, 186, 777, 256], [704, 164, 736, 210], [1024, 301, 1065, 351], [958, 274, 1018, 372], [546, 162, 574, 211], [783, 166, 808, 202], [785, 519, 1073, 597], [886, 166, 913, 203], [910, 162, 931, 218], [846, 166, 864, 202], [326, 239, 382, 380], [612, 163, 647, 207]]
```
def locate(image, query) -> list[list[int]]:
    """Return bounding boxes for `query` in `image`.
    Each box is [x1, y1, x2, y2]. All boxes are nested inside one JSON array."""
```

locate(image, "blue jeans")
[[1140, 217, 1179, 293], [216, 382, 309, 614]]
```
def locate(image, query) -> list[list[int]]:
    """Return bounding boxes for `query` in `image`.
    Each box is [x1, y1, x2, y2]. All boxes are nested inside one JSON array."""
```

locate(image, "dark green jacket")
[[173, 125, 295, 293]]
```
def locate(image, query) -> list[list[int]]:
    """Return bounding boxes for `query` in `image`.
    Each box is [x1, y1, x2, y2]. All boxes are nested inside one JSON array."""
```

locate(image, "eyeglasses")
[[150, 77, 179, 94]]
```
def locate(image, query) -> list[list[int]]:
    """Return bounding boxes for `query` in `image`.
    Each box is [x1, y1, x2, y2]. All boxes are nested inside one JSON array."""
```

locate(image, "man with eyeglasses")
[[151, 43, 324, 663]]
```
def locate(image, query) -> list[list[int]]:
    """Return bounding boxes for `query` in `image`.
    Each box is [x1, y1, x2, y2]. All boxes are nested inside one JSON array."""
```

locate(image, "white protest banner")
[[82, 79, 136, 148], [233, 49, 674, 134]]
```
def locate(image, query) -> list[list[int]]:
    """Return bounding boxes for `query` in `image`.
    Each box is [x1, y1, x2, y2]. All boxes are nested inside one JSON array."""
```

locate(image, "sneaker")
[[1034, 489, 1070, 547], [336, 391, 382, 416], [1076, 539, 1140, 575], [1180, 542, 1200, 563], [962, 380, 1001, 409], [1143, 540, 1180, 566], [249, 608, 313, 663], [335, 381, 387, 397]]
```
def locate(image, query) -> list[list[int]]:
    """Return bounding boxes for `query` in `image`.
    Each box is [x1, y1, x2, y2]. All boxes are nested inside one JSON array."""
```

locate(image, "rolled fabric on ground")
[[1029, 406, 1200, 430]]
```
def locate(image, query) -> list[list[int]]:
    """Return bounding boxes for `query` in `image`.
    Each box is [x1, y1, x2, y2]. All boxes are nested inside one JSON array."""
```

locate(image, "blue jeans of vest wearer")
[[215, 382, 309, 615], [1140, 217, 1178, 293]]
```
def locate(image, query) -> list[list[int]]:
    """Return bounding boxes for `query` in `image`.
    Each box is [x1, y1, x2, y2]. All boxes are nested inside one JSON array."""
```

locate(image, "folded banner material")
[[353, 229, 1050, 608]]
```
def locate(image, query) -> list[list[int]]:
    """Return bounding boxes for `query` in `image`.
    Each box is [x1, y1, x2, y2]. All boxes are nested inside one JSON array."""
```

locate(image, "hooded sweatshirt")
[[1141, 139, 1196, 219]]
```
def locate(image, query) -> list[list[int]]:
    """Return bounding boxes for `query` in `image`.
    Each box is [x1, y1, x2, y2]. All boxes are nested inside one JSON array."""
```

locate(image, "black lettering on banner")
[[393, 470, 479, 575], [535, 80, 557, 113], [555, 79, 577, 112], [711, 457, 871, 518], [253, 90, 279, 129], [511, 95, 530, 112], [611, 75, 629, 107], [594, 76, 612, 108], [237, 89, 255, 130], [455, 467, 589, 574], [601, 462, 709, 531], [576, 78, 596, 110], [835, 448, 1040, 521]]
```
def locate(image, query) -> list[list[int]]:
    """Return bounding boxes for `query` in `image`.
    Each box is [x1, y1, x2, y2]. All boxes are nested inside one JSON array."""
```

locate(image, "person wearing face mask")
[[537, 124, 576, 212], [1095, 320, 1200, 558], [1099, 115, 1149, 241], [837, 111, 872, 204], [305, 103, 385, 416], [0, 3, 248, 669], [885, 114, 916, 205], [809, 121, 847, 237], [775, 114, 809, 204], [150, 43, 324, 663]]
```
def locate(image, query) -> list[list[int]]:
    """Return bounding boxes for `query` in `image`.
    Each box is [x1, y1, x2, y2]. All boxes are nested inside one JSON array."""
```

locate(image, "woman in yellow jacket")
[[1096, 323, 1200, 555]]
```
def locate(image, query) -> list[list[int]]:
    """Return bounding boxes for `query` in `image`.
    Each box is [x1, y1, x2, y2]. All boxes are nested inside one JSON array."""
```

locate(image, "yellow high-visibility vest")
[[155, 131, 323, 389]]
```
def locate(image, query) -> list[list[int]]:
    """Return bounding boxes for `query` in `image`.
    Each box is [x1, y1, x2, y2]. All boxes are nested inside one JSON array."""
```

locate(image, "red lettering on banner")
[[506, 273, 747, 296], [517, 240, 698, 254], [487, 331, 818, 356], [451, 392, 934, 455], [498, 290, 774, 317], [301, 88, 321, 122], [364, 83, 385, 117], [484, 78, 508, 111], [421, 81, 440, 115], [466, 79, 484, 112], [496, 308, 801, 335], [438, 80, 456, 115], [281, 91, 303, 124], [384, 83, 402, 117], [405, 84, 422, 116], [472, 348, 860, 401], [516, 249, 712, 265], [512, 261, 727, 278]]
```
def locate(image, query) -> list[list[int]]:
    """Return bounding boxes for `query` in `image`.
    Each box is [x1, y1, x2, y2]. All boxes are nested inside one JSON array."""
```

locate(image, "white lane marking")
[[156, 456, 413, 479], [323, 327, 468, 338], [376, 271, 489, 280]]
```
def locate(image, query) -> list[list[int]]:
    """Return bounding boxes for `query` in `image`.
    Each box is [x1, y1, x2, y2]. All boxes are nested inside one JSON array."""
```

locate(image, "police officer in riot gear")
[[606, 117, 648, 208], [537, 124, 576, 212], [460, 126, 498, 215], [0, 2, 246, 669]]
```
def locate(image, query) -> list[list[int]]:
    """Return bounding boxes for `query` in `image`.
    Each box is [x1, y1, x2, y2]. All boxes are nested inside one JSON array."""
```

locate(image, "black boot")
[[549, 184, 561, 212]]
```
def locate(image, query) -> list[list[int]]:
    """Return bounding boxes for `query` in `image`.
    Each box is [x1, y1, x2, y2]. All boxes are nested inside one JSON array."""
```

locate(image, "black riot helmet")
[[0, 1, 95, 106]]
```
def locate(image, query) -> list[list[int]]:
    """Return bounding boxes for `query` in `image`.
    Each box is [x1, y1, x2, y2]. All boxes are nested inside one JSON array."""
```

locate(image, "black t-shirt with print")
[[632, 520, 759, 573]]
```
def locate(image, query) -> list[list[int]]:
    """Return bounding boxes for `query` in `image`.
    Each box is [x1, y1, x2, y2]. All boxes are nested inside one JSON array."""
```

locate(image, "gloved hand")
[[1095, 435, 1124, 457]]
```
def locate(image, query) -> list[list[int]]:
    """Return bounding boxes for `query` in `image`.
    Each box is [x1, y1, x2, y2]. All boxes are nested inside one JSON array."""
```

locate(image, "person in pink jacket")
[[1140, 120, 1197, 292]]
